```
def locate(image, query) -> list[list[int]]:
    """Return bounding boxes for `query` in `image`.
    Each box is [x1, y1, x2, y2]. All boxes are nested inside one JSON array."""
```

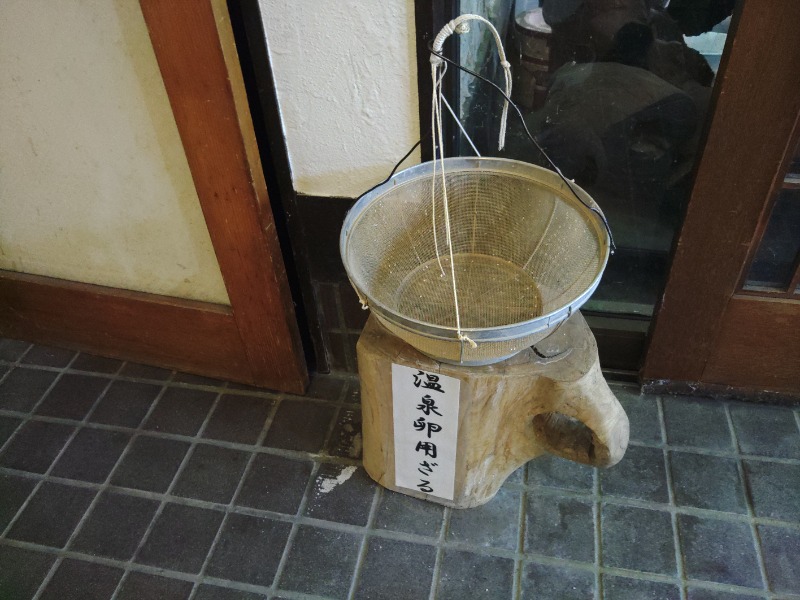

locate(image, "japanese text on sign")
[[392, 364, 460, 500]]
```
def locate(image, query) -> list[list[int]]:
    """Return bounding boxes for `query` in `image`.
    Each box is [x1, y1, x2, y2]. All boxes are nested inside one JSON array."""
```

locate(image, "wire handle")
[[430, 14, 512, 151]]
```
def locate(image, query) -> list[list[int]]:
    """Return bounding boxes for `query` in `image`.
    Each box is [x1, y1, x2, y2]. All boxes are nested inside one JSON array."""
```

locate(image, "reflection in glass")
[[744, 189, 800, 292], [454, 0, 735, 317]]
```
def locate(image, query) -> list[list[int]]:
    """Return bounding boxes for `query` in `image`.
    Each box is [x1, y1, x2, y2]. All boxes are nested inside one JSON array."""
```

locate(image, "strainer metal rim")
[[340, 156, 610, 343]]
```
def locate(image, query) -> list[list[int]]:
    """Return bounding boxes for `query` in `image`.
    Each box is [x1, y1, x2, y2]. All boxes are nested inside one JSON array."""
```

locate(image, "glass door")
[[447, 0, 737, 368]]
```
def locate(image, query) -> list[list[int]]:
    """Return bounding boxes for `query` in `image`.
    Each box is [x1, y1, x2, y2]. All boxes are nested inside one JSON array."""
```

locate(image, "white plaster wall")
[[0, 0, 230, 304], [259, 0, 421, 198]]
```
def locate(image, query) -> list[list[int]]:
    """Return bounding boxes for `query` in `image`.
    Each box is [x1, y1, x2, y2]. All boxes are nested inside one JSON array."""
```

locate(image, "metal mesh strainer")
[[341, 157, 610, 365]]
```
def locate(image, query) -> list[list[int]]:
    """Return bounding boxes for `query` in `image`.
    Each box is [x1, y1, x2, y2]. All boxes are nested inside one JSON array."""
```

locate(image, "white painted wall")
[[259, 0, 421, 198], [0, 0, 230, 304]]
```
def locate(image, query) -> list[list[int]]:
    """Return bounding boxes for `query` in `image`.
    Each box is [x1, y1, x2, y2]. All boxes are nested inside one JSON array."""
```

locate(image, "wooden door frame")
[[642, 0, 800, 396], [0, 0, 308, 393]]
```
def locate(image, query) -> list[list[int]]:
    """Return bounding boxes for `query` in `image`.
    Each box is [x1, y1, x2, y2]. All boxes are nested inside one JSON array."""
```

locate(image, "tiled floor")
[[0, 338, 799, 600]]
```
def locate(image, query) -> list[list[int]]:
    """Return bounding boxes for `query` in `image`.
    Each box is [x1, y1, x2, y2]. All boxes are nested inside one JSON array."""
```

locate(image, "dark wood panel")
[[0, 270, 251, 383], [140, 0, 307, 393], [703, 295, 800, 394], [643, 0, 800, 382]]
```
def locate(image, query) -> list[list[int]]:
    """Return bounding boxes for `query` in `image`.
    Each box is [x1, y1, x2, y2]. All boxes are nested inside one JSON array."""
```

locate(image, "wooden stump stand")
[[357, 312, 629, 508]]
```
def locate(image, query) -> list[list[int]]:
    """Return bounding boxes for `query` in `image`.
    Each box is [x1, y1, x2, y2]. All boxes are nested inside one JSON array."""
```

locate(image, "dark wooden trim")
[[0, 271, 252, 383], [140, 0, 307, 392], [735, 115, 800, 297], [701, 295, 800, 395], [229, 0, 327, 372], [643, 0, 800, 383]]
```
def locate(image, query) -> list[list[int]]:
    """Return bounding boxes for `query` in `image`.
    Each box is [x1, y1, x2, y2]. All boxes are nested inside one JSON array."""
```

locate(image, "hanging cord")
[[430, 17, 507, 352], [427, 41, 616, 252], [431, 15, 512, 151]]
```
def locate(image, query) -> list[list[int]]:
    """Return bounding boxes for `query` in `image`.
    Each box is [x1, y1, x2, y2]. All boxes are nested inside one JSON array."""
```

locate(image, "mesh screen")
[[345, 165, 605, 364]]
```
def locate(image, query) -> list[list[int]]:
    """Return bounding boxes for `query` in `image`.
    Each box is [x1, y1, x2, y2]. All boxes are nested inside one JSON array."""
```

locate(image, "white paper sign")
[[392, 364, 460, 500]]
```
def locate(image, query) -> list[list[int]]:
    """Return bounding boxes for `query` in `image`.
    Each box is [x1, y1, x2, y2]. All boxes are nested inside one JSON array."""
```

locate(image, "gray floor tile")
[[71, 491, 159, 560], [202, 394, 273, 445], [670, 451, 747, 513], [195, 585, 266, 600], [600, 445, 668, 503], [436, 549, 514, 600], [39, 559, 123, 600], [353, 538, 436, 600], [50, 427, 131, 483], [304, 465, 376, 526], [71, 354, 123, 374], [0, 472, 37, 530], [602, 575, 680, 600], [22, 345, 75, 368], [119, 362, 173, 380], [206, 513, 291, 586], [505, 465, 525, 486], [278, 525, 361, 598], [236, 454, 312, 515], [743, 460, 800, 522], [730, 403, 800, 459], [602, 504, 676, 575], [143, 387, 217, 436], [0, 368, 58, 412], [35, 374, 109, 420], [137, 503, 224, 573], [0, 545, 55, 599], [89, 381, 161, 428], [305, 376, 346, 401], [527, 454, 594, 492], [111, 436, 190, 493], [677, 514, 762, 588], [521, 562, 595, 600], [263, 400, 335, 453], [7, 482, 96, 547], [448, 486, 520, 551], [0, 420, 74, 473], [325, 406, 362, 459], [116, 572, 193, 600], [525, 493, 594, 563], [612, 386, 662, 445], [758, 525, 800, 594], [173, 444, 250, 504], [374, 488, 444, 538], [0, 415, 21, 447], [663, 397, 733, 450], [0, 338, 30, 362]]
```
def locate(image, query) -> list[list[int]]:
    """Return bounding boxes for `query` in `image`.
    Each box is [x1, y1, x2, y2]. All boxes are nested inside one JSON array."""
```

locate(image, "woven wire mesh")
[[343, 160, 607, 364]]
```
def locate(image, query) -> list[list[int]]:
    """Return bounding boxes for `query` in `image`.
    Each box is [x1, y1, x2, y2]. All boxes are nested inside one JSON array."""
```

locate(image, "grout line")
[[4, 461, 800, 539], [725, 403, 771, 593], [658, 397, 688, 600], [187, 392, 280, 600], [0, 352, 84, 540], [347, 485, 382, 600], [5, 535, 794, 600], [0, 409, 361, 468], [109, 371, 210, 600], [10, 406, 800, 467], [269, 458, 323, 595], [29, 368, 135, 600], [593, 464, 603, 600], [427, 505, 452, 600], [513, 486, 527, 600]]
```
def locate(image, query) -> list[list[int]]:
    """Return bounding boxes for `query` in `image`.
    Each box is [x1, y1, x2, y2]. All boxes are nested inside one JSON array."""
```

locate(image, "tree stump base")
[[357, 312, 629, 508]]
